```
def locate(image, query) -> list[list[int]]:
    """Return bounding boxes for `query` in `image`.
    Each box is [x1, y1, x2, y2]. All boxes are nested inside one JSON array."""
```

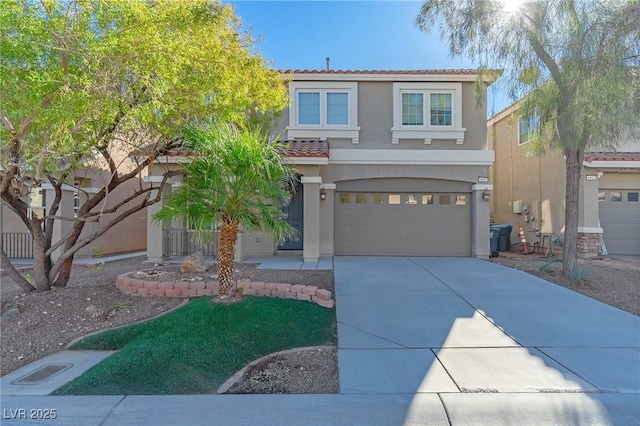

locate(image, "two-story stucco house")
[[145, 69, 499, 263], [488, 102, 640, 257]]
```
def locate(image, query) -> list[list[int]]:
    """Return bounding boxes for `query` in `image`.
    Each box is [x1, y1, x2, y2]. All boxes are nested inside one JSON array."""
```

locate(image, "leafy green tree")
[[153, 123, 297, 297], [417, 0, 640, 275], [0, 0, 287, 292]]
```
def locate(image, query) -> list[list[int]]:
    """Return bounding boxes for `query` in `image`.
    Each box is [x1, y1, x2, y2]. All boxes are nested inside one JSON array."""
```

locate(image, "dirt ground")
[[1, 252, 638, 394], [0, 257, 337, 394], [490, 249, 640, 316]]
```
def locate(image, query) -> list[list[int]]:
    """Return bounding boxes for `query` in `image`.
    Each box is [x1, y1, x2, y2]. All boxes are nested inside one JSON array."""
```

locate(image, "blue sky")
[[227, 1, 510, 115]]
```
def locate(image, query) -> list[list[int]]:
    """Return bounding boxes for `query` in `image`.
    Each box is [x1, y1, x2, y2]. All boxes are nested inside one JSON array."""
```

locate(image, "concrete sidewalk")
[[1, 256, 639, 425]]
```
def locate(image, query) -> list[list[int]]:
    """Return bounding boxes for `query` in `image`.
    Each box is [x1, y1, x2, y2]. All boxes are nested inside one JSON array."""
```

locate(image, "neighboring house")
[[487, 103, 640, 257], [1, 164, 148, 260], [145, 69, 499, 262]]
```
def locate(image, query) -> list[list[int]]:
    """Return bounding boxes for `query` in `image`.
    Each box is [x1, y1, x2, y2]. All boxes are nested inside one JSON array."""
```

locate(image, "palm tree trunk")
[[217, 216, 239, 297]]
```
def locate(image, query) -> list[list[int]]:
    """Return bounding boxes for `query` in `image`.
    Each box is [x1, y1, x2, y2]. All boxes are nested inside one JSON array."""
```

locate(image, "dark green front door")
[[278, 182, 303, 250]]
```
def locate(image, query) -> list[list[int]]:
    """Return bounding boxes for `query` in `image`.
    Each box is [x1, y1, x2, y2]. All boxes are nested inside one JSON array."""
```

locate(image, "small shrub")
[[109, 302, 129, 311], [569, 267, 590, 284], [92, 246, 105, 273], [538, 262, 555, 274]]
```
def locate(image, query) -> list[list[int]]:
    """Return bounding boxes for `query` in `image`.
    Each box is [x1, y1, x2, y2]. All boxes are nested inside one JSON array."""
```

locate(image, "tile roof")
[[281, 69, 479, 75], [281, 140, 329, 158], [584, 152, 640, 162], [133, 141, 329, 159]]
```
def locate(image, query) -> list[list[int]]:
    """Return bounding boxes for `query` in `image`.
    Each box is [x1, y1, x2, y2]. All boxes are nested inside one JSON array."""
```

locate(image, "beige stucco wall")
[[489, 114, 567, 245], [74, 172, 148, 257], [2, 170, 147, 259], [276, 81, 488, 151], [461, 82, 489, 150], [1, 206, 29, 233], [151, 74, 494, 261], [326, 164, 488, 185], [598, 171, 640, 190], [489, 108, 639, 254]]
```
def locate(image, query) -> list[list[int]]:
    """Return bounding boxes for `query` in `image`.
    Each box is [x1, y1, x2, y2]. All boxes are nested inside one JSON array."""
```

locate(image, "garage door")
[[335, 192, 471, 256], [600, 189, 640, 255]]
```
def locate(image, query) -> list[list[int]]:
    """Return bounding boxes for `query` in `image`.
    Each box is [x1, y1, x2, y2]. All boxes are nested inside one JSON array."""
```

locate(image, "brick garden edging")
[[115, 273, 335, 309]]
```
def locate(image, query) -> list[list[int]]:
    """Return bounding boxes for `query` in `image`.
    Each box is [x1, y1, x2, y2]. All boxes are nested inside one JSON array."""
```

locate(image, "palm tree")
[[153, 123, 297, 297]]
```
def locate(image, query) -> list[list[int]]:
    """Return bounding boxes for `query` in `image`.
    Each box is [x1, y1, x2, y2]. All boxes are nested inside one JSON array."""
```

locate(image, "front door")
[[278, 182, 303, 250]]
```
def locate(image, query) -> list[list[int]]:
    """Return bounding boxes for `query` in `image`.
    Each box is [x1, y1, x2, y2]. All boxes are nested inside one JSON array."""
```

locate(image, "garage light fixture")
[[320, 191, 326, 200], [482, 190, 491, 202]]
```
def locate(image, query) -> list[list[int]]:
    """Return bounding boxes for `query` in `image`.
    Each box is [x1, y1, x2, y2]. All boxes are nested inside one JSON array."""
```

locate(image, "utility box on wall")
[[513, 200, 523, 214]]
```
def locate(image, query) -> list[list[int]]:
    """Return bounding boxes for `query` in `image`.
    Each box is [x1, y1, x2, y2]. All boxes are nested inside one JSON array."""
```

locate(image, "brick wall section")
[[116, 274, 335, 308], [577, 232, 602, 258]]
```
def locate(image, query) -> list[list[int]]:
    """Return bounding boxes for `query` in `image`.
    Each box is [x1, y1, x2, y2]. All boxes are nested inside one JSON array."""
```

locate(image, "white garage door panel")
[[600, 190, 640, 255], [335, 192, 471, 256]]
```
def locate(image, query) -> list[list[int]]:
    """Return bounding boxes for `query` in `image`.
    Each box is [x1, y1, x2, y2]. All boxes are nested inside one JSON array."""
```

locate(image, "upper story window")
[[518, 113, 539, 145], [401, 93, 453, 127], [392, 83, 465, 144], [297, 91, 350, 125], [402, 93, 424, 125], [327, 92, 348, 124], [287, 81, 360, 143], [430, 93, 452, 126], [298, 92, 320, 124]]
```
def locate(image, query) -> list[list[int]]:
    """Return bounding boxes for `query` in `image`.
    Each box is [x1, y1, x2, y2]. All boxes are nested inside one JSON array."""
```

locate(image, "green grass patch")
[[53, 297, 336, 395]]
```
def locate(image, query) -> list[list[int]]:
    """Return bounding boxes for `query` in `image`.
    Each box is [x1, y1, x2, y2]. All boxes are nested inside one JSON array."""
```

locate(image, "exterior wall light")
[[320, 191, 327, 200], [482, 190, 491, 202]]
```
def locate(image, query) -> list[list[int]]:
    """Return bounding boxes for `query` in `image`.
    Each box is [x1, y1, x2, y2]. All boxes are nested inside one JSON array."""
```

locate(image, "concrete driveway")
[[335, 256, 640, 423], [1, 256, 638, 425]]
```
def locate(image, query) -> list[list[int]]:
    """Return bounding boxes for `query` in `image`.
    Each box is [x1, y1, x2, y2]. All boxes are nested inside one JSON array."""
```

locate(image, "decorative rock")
[[291, 284, 305, 293], [251, 281, 266, 290], [180, 252, 209, 273], [315, 289, 332, 301], [302, 285, 318, 296], [115, 273, 336, 308], [276, 283, 292, 292], [315, 298, 335, 309]]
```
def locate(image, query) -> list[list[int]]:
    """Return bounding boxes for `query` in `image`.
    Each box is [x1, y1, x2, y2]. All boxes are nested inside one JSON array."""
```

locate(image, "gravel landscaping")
[[490, 251, 640, 316], [1, 252, 638, 394]]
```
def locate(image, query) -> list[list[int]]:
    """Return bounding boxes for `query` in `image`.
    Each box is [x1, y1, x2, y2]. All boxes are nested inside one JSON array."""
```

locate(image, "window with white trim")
[[287, 81, 360, 143], [298, 92, 320, 125], [392, 82, 465, 144], [518, 113, 539, 145], [327, 92, 348, 125], [402, 93, 424, 125], [430, 93, 452, 126]]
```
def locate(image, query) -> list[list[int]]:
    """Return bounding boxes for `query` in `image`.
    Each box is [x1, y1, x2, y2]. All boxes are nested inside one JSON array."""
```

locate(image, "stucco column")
[[471, 184, 492, 258], [145, 178, 172, 262], [301, 176, 321, 263], [319, 183, 335, 255], [577, 170, 603, 258]]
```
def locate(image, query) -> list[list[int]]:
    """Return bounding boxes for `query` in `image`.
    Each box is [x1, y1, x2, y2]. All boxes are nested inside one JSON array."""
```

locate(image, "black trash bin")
[[489, 226, 500, 257], [494, 224, 513, 252]]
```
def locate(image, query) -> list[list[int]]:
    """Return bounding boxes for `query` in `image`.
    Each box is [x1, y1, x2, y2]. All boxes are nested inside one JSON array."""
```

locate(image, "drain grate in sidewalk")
[[12, 364, 72, 385]]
